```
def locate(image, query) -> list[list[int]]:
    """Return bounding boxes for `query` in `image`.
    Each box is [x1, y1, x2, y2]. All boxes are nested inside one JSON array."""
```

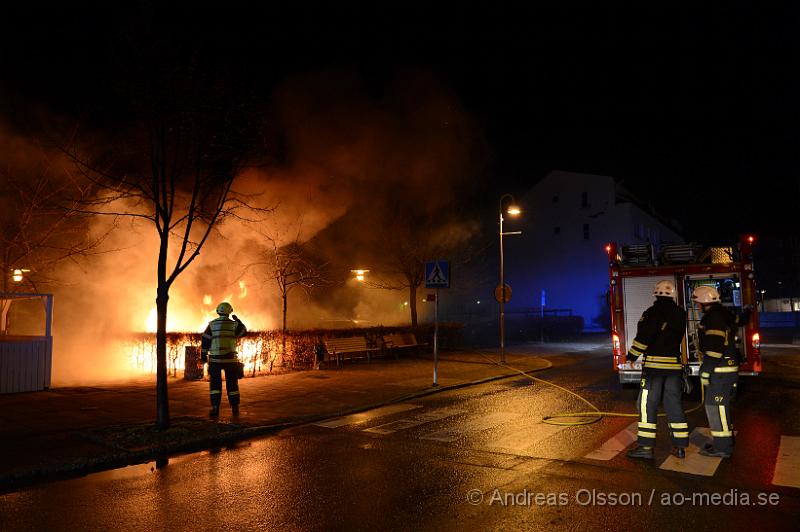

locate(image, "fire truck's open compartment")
[[684, 274, 745, 367]]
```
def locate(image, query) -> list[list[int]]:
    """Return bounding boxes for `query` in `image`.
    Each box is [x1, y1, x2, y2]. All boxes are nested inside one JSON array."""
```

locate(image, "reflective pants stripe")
[[210, 390, 222, 395], [640, 389, 649, 424]]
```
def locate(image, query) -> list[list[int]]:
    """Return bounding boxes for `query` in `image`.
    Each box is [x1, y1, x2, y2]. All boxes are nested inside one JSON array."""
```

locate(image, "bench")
[[383, 333, 425, 358], [324, 336, 380, 367]]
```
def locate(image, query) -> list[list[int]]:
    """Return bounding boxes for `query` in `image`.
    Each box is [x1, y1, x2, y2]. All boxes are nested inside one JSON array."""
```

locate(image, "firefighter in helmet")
[[626, 280, 690, 460], [201, 301, 248, 417], [692, 285, 750, 458]]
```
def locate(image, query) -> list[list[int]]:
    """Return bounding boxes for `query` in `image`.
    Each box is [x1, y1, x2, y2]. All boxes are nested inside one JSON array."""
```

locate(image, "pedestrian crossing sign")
[[425, 261, 450, 288]]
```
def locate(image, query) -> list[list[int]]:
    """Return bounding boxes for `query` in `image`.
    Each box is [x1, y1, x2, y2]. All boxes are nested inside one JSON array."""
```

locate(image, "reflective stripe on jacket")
[[201, 316, 247, 359], [627, 297, 687, 371]]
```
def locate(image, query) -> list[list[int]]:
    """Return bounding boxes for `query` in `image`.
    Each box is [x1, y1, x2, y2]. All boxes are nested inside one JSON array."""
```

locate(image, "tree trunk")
[[409, 284, 418, 328], [155, 231, 171, 430], [282, 291, 288, 365]]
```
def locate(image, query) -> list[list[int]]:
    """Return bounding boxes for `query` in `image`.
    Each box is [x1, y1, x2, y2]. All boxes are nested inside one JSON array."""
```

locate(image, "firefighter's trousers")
[[636, 372, 689, 448], [704, 373, 737, 453], [209, 362, 240, 407]]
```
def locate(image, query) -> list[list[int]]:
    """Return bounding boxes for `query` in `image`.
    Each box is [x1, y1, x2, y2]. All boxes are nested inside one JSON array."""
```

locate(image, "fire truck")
[[607, 235, 761, 384]]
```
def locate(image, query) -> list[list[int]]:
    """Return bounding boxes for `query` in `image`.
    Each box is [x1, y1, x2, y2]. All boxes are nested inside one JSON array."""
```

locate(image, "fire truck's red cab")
[[607, 235, 761, 384]]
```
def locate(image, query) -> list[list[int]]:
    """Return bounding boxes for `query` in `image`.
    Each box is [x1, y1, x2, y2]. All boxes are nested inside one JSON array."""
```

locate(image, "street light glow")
[[507, 205, 521, 216], [12, 268, 30, 283], [351, 269, 369, 282]]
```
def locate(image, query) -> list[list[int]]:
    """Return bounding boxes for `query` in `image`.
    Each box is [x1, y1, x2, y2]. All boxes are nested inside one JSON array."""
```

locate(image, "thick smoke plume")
[[3, 70, 487, 384]]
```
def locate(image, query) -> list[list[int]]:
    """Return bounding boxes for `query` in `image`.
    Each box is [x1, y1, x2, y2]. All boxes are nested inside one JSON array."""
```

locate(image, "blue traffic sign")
[[425, 261, 450, 288]]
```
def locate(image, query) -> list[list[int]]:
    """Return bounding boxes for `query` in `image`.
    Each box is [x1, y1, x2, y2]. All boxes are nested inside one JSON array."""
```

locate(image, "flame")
[[239, 281, 247, 299], [203, 294, 212, 305]]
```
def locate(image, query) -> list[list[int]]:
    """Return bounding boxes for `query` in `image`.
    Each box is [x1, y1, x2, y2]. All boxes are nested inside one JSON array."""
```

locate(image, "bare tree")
[[366, 213, 476, 328], [65, 51, 261, 429], [0, 157, 107, 333], [243, 221, 328, 368]]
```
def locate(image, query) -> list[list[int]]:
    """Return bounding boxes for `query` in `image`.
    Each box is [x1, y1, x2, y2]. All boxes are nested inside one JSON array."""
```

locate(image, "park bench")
[[324, 336, 380, 367], [382, 332, 425, 358]]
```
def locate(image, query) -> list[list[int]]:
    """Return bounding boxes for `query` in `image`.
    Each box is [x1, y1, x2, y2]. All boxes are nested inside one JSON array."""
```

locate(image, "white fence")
[[0, 293, 53, 393]]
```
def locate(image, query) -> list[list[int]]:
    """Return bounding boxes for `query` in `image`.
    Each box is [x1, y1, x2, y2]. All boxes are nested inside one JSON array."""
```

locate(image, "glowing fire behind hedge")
[[126, 330, 320, 377]]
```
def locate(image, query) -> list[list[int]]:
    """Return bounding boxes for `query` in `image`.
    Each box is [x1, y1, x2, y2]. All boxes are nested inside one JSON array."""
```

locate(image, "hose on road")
[[476, 352, 705, 427]]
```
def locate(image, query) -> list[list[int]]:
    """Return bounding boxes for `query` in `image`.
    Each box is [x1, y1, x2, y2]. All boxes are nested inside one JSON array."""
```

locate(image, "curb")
[[0, 359, 551, 492]]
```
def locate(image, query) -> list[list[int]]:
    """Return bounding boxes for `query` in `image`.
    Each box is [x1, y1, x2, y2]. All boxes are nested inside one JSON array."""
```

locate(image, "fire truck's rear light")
[[612, 333, 621, 357], [752, 332, 760, 350]]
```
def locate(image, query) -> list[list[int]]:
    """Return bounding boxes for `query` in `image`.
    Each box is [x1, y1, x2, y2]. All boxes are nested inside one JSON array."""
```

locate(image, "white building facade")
[[505, 171, 683, 331]]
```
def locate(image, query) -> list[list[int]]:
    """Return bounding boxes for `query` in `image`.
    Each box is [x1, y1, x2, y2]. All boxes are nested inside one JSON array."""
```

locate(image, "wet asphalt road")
[[1, 345, 799, 531]]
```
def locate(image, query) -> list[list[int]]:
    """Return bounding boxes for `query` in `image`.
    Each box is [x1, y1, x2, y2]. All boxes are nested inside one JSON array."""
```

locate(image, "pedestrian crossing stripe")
[[659, 428, 725, 477], [584, 422, 638, 461], [363, 407, 466, 434], [421, 412, 519, 442], [313, 403, 421, 428], [773, 436, 800, 488]]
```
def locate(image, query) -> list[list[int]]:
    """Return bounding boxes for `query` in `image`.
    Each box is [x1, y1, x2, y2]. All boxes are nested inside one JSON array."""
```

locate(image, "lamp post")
[[499, 194, 521, 364]]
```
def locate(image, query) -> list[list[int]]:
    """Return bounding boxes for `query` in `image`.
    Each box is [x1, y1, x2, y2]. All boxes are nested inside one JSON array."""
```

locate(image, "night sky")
[[2, 3, 799, 244]]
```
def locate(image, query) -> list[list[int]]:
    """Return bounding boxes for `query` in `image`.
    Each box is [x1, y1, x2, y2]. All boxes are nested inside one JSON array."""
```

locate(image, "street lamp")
[[499, 193, 521, 364], [351, 269, 369, 282]]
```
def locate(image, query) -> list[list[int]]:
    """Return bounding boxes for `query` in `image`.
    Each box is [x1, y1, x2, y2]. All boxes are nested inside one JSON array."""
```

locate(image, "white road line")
[[363, 407, 466, 434], [421, 412, 520, 442], [584, 421, 638, 461], [313, 404, 421, 428], [773, 435, 800, 488], [484, 421, 567, 455], [659, 427, 723, 477]]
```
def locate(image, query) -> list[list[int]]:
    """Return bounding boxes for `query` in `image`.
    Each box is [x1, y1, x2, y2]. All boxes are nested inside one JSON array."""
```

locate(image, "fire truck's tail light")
[[612, 333, 621, 357], [751, 332, 760, 351]]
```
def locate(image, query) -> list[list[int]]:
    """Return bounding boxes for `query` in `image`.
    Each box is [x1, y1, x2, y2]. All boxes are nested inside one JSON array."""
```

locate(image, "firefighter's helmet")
[[691, 285, 720, 304], [653, 280, 677, 299], [216, 302, 234, 316]]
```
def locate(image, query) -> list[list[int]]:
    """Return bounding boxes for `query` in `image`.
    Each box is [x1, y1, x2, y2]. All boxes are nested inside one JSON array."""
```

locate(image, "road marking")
[[421, 412, 519, 442], [659, 428, 723, 477], [387, 378, 462, 387], [584, 421, 638, 461], [314, 404, 421, 428], [484, 420, 568, 455], [773, 435, 800, 488], [364, 407, 467, 434]]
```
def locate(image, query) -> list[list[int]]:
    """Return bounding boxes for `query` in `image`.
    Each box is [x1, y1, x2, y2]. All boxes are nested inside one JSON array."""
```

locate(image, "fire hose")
[[476, 352, 705, 427]]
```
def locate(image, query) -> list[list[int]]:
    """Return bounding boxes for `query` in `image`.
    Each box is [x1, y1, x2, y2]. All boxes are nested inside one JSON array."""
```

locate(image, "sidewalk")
[[0, 346, 581, 490]]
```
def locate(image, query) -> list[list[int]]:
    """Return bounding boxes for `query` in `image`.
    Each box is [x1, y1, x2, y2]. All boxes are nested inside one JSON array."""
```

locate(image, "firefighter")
[[692, 285, 750, 458], [201, 301, 248, 417], [626, 280, 690, 460]]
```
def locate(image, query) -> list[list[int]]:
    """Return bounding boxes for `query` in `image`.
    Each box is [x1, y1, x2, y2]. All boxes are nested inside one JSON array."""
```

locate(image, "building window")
[[554, 226, 561, 235], [581, 191, 588, 208], [583, 223, 590, 240]]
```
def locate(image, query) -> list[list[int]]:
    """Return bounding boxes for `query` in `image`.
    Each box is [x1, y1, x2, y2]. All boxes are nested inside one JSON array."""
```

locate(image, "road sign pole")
[[433, 288, 439, 387]]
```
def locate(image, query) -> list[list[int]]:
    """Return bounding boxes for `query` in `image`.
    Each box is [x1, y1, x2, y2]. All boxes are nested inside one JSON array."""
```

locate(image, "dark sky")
[[2, 3, 799, 243]]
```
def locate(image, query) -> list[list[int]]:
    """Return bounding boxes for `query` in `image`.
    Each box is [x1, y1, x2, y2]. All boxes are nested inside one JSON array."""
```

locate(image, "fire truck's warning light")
[[605, 244, 612, 253], [747, 235, 755, 244], [752, 332, 761, 351]]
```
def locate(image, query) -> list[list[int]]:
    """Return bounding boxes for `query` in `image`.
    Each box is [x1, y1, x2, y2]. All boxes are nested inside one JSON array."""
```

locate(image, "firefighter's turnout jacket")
[[626, 297, 687, 372], [201, 316, 248, 363], [697, 302, 741, 382]]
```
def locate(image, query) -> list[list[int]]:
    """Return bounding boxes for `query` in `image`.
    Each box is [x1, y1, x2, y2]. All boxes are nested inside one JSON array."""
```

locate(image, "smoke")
[[3, 69, 488, 384]]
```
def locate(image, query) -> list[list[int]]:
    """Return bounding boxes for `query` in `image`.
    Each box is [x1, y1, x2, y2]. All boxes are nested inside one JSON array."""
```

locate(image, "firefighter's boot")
[[209, 405, 220, 417], [672, 447, 686, 459], [626, 446, 654, 460], [231, 404, 240, 416]]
